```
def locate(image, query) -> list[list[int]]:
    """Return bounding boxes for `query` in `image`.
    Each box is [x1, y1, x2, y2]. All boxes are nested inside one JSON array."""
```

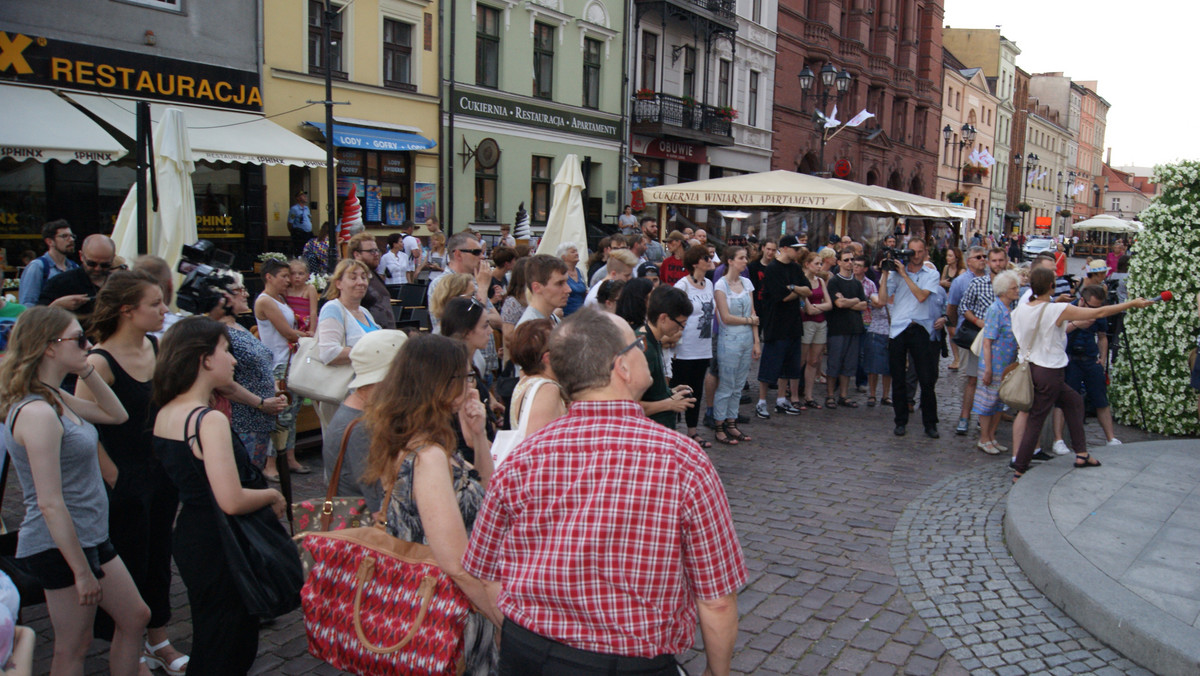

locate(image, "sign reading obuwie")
[[453, 91, 620, 141]]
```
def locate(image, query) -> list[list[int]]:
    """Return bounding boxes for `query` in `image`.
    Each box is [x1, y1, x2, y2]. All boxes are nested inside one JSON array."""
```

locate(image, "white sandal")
[[143, 640, 189, 676]]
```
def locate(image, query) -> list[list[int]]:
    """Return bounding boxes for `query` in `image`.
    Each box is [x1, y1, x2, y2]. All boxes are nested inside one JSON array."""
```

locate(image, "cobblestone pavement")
[[5, 362, 1163, 675]]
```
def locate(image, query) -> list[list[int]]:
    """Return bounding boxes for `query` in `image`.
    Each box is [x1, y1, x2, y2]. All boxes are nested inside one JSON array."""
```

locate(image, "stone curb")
[[1005, 442, 1200, 676]]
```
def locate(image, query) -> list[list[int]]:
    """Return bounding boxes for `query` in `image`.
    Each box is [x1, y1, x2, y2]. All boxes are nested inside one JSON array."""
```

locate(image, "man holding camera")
[[878, 238, 944, 438]]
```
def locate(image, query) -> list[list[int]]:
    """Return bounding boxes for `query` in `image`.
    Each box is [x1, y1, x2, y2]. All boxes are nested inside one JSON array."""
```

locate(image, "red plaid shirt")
[[462, 400, 746, 657]]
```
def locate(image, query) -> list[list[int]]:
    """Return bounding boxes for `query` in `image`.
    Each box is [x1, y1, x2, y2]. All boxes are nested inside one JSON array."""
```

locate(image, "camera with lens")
[[176, 240, 237, 315], [879, 247, 915, 272]]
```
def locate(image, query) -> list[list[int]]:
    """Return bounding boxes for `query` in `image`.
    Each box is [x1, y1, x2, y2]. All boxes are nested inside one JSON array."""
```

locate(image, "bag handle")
[[352, 556, 435, 654], [320, 417, 362, 532], [1021, 302, 1051, 362], [512, 378, 549, 437]]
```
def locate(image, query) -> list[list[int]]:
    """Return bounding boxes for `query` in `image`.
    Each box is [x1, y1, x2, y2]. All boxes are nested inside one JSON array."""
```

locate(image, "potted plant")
[[1018, 202, 1032, 213], [946, 191, 967, 204], [635, 88, 656, 101], [680, 94, 697, 108], [715, 106, 739, 122], [1058, 209, 1074, 218]]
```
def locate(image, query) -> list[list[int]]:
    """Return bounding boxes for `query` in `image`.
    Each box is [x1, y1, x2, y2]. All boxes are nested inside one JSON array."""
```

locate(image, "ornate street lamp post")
[[942, 123, 977, 193], [1014, 152, 1039, 235], [797, 63, 852, 176], [1057, 170, 1076, 238]]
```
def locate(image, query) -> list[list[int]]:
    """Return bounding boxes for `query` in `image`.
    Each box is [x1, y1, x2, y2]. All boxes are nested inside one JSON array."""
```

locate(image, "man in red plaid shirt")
[[463, 308, 746, 676]]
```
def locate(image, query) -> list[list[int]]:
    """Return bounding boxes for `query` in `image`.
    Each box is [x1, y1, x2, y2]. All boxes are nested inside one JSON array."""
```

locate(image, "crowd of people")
[[0, 212, 1188, 676]]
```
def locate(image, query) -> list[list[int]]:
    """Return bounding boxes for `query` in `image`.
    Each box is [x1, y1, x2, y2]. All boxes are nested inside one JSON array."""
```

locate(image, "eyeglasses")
[[454, 371, 478, 386], [670, 316, 687, 331], [82, 258, 113, 270], [456, 248, 484, 256], [229, 286, 248, 294], [55, 233, 76, 240], [468, 296, 486, 311], [50, 333, 88, 350], [359, 247, 380, 254], [968, 255, 985, 260], [612, 336, 647, 367]]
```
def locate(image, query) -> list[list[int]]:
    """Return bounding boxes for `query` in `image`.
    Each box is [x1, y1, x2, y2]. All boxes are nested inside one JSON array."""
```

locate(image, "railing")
[[633, 93, 733, 139], [962, 173, 985, 186], [636, 0, 736, 22]]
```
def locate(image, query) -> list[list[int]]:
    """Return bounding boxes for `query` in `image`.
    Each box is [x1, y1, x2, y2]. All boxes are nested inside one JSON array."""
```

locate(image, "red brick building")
[[772, 0, 945, 198]]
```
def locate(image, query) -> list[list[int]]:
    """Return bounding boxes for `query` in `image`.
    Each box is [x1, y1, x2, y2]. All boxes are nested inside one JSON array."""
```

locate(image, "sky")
[[942, 1, 1200, 171]]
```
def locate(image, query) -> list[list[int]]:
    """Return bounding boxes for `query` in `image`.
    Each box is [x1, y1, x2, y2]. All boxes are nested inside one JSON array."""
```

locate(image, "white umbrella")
[[536, 154, 588, 272], [111, 108, 197, 277], [1070, 214, 1138, 233]]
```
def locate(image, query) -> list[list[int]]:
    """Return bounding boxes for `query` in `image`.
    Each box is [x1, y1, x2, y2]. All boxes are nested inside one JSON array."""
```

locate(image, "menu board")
[[365, 184, 382, 222]]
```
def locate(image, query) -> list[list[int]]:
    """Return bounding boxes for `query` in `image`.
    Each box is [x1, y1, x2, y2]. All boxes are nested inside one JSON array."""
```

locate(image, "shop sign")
[[1035, 216, 1052, 227], [381, 156, 407, 177], [0, 30, 262, 111], [631, 137, 707, 164], [453, 91, 621, 141]]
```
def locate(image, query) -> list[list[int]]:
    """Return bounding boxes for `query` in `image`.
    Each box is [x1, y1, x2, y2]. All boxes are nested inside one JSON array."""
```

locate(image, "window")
[[682, 46, 696, 99], [641, 32, 657, 91], [475, 155, 498, 222], [533, 23, 554, 99], [1111, 198, 1121, 211], [476, 5, 500, 88], [747, 71, 759, 126], [531, 156, 552, 223], [383, 19, 414, 91], [718, 59, 731, 108], [308, 0, 346, 78], [752, 0, 762, 22], [582, 38, 601, 109]]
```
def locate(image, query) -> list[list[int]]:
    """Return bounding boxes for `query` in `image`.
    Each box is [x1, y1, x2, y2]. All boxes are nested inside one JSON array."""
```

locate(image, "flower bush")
[[258, 251, 288, 264], [635, 88, 656, 100], [1108, 160, 1200, 436]]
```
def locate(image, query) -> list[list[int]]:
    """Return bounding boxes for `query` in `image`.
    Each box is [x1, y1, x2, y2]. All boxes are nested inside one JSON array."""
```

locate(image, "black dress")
[[154, 409, 264, 675], [91, 341, 179, 639]]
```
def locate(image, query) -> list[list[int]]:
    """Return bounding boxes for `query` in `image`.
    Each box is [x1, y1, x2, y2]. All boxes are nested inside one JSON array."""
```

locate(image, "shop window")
[[335, 148, 411, 227], [582, 38, 602, 109], [309, 0, 347, 79], [533, 23, 555, 99], [383, 19, 415, 92], [531, 156, 552, 224], [641, 32, 657, 91], [747, 71, 759, 127], [718, 59, 731, 108], [630, 158, 663, 193], [476, 5, 500, 88], [682, 46, 695, 100], [475, 155, 498, 222]]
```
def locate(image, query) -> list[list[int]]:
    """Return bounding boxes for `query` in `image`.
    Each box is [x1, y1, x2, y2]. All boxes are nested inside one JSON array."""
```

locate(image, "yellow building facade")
[[261, 0, 441, 242]]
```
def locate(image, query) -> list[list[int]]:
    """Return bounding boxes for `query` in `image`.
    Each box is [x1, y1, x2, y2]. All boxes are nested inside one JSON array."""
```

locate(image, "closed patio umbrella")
[[536, 154, 588, 272]]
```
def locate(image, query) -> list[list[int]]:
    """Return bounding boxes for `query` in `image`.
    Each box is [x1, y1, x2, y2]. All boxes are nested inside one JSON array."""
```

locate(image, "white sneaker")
[[1052, 440, 1070, 456], [1106, 437, 1122, 446]]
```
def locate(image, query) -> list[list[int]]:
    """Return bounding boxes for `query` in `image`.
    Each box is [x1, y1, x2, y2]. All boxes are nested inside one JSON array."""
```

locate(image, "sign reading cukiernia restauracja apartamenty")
[[452, 90, 621, 141], [0, 30, 262, 111]]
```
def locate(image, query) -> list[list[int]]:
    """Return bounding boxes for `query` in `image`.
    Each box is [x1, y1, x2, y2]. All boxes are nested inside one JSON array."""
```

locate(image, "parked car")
[[1023, 237, 1056, 258]]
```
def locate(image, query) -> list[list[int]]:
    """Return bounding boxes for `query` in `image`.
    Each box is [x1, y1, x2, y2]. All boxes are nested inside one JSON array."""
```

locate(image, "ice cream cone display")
[[514, 201, 532, 243], [340, 184, 364, 242]]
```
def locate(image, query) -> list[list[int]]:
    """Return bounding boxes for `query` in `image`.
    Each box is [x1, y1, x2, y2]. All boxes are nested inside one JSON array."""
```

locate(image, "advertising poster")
[[337, 176, 364, 199], [365, 184, 382, 222], [386, 202, 407, 226], [414, 183, 436, 222]]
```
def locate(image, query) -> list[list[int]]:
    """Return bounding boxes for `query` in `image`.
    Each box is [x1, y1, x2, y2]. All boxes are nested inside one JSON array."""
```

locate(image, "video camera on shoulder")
[[176, 240, 237, 314]]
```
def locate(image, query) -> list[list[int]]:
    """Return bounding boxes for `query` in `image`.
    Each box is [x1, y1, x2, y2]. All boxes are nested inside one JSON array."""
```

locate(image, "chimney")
[[1106, 147, 1112, 165]]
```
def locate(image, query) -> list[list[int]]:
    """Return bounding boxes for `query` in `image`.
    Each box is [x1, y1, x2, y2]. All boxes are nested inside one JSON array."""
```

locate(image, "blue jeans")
[[714, 327, 753, 420]]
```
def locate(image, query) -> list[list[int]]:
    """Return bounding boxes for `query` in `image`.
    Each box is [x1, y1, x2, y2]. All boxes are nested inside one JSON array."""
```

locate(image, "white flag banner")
[[1073, 183, 1086, 196], [979, 148, 996, 167], [967, 148, 983, 166], [1026, 168, 1037, 185], [845, 109, 875, 128], [1037, 169, 1049, 181]]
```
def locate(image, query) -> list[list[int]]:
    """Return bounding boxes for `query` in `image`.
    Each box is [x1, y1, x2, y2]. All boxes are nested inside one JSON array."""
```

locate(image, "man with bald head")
[[39, 233, 117, 321]]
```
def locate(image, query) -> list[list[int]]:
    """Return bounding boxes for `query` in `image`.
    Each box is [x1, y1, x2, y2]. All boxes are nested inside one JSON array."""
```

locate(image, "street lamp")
[[942, 123, 977, 193], [1014, 152, 1039, 235], [1058, 170, 1076, 238], [797, 63, 852, 176]]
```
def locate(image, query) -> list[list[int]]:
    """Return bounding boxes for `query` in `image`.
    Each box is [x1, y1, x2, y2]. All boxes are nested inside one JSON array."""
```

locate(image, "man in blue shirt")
[[878, 237, 944, 438], [18, 219, 79, 306], [288, 190, 313, 255], [1055, 284, 1120, 448]]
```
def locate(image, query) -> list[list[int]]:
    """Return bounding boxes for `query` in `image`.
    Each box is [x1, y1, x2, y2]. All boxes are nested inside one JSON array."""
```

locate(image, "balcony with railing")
[[632, 93, 735, 146], [634, 0, 738, 31]]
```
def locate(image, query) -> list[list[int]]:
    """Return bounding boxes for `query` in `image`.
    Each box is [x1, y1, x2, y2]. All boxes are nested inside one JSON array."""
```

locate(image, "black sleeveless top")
[[91, 336, 158, 484]]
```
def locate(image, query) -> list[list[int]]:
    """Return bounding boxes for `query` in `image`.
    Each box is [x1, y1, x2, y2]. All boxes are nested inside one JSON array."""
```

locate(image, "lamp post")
[[797, 63, 852, 176], [1014, 152, 1039, 235], [942, 123, 977, 193], [1057, 170, 1076, 239]]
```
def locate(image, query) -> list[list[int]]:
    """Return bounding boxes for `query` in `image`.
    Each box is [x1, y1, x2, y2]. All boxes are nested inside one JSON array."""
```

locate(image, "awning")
[[304, 121, 436, 152], [65, 93, 327, 167], [0, 84, 128, 164]]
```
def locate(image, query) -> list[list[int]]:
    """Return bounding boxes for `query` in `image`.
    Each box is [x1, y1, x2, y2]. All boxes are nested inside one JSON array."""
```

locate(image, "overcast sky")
[[942, 1, 1200, 171]]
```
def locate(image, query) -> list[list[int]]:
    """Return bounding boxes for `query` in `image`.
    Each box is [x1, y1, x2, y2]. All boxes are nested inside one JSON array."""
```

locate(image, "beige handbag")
[[998, 303, 1050, 412]]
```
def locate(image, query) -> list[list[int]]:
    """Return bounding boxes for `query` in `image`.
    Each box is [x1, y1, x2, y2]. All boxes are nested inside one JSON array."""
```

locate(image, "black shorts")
[[15, 539, 117, 590]]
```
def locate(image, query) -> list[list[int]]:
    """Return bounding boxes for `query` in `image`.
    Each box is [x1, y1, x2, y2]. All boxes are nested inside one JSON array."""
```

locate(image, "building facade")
[[1102, 164, 1151, 221], [629, 0, 776, 234], [772, 0, 944, 199], [443, 0, 624, 238], [1021, 106, 1071, 238], [1070, 81, 1109, 222], [936, 49, 997, 233], [1005, 66, 1030, 233]]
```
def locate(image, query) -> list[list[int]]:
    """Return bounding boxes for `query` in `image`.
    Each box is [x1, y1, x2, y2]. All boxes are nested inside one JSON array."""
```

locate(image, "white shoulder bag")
[[490, 379, 553, 469]]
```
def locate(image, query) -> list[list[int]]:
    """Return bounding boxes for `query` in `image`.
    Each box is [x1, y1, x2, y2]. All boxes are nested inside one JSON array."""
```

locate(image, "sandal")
[[867, 396, 877, 407], [837, 397, 859, 408], [726, 423, 752, 442], [713, 423, 738, 446], [144, 640, 189, 676], [824, 397, 838, 409], [1074, 453, 1102, 468], [1012, 469, 1024, 484], [804, 399, 822, 410], [689, 433, 712, 449], [881, 397, 894, 406]]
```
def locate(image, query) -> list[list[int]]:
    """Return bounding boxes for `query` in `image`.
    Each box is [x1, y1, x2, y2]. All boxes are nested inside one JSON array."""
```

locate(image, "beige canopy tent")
[[639, 170, 975, 220], [1070, 214, 1140, 234]]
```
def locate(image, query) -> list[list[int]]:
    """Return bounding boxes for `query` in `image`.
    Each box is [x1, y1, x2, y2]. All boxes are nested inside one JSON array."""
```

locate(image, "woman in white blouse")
[[315, 259, 379, 426]]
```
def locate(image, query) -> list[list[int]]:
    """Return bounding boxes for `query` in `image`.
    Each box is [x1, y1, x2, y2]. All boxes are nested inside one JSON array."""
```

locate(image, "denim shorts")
[[1064, 356, 1109, 409], [16, 539, 117, 590], [758, 336, 804, 384]]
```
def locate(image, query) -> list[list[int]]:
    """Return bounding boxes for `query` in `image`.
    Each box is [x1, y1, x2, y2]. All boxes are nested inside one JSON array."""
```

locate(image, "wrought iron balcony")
[[634, 0, 738, 31], [632, 92, 734, 146]]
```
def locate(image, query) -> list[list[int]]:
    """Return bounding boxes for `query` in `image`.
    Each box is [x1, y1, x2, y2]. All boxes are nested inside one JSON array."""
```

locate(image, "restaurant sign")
[[453, 91, 620, 141], [0, 30, 262, 111]]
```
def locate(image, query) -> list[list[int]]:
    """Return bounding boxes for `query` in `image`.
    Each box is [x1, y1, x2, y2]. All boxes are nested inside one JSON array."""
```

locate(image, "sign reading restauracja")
[[0, 30, 262, 111], [453, 90, 621, 141]]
